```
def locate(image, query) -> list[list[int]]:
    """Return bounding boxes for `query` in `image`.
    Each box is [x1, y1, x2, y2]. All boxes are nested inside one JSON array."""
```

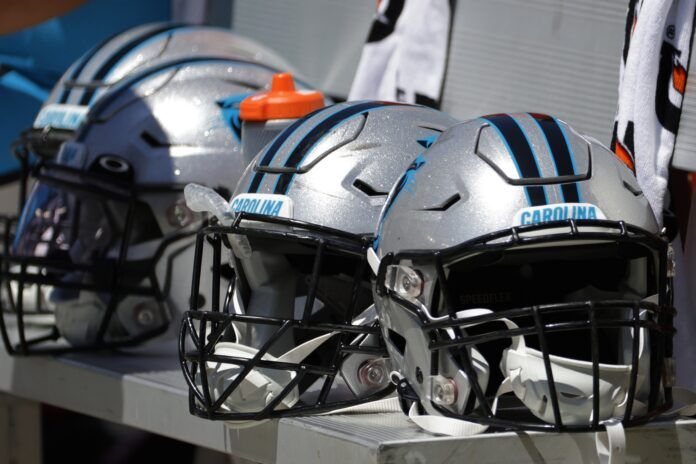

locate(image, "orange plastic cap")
[[240, 73, 325, 121]]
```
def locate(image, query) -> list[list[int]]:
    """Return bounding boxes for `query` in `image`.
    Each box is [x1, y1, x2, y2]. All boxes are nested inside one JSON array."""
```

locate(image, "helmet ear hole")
[[140, 131, 166, 148], [89, 155, 134, 181], [100, 156, 129, 173]]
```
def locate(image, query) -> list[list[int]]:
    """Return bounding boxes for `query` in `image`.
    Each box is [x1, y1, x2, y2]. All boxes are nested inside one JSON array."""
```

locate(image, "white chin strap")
[[595, 419, 626, 464], [202, 303, 402, 428], [323, 396, 402, 415], [500, 334, 647, 426], [401, 309, 515, 436], [401, 309, 630, 464], [3, 267, 54, 318], [407, 375, 512, 436], [200, 331, 336, 429], [405, 378, 627, 464]]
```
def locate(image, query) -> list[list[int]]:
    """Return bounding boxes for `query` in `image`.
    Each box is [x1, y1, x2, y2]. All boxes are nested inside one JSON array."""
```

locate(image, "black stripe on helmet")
[[57, 28, 128, 104], [529, 113, 581, 203], [246, 111, 321, 194], [482, 114, 547, 206], [77, 56, 261, 142], [273, 101, 399, 194], [78, 23, 188, 106]]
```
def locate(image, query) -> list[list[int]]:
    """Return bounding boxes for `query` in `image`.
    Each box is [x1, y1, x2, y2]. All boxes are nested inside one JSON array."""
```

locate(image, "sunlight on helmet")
[[371, 113, 675, 433]]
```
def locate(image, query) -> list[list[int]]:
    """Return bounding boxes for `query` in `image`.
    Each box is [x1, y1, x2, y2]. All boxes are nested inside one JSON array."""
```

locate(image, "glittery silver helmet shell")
[[20, 22, 298, 160], [374, 113, 657, 254], [1, 57, 306, 354], [371, 113, 674, 433], [179, 101, 458, 422], [235, 101, 458, 232]]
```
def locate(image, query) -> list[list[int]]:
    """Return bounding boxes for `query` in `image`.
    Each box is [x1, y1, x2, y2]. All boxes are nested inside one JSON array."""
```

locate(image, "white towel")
[[349, 0, 452, 108], [612, 0, 696, 227]]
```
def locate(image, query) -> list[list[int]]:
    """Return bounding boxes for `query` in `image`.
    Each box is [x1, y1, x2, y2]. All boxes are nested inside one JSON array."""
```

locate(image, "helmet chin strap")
[[398, 308, 514, 436], [405, 374, 512, 436], [404, 372, 627, 464], [398, 305, 696, 464], [52, 290, 112, 346], [595, 419, 626, 464], [202, 331, 337, 429], [400, 309, 629, 464], [3, 270, 54, 320], [204, 305, 391, 427]]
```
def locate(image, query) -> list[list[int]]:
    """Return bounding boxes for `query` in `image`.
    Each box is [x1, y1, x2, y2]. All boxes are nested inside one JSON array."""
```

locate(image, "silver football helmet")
[[370, 113, 675, 432], [0, 57, 308, 354], [179, 101, 458, 421], [2, 22, 307, 333], [12, 22, 297, 203]]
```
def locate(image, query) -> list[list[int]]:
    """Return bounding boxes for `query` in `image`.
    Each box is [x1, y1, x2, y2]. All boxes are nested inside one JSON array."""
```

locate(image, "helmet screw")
[[432, 376, 458, 406], [135, 305, 156, 326], [402, 275, 413, 292], [401, 269, 423, 298], [358, 358, 388, 387], [385, 265, 424, 299], [167, 200, 193, 228]]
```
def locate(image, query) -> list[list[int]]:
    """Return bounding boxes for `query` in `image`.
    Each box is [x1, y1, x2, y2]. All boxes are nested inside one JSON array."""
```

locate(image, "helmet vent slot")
[[140, 131, 169, 148], [353, 179, 388, 197], [422, 193, 461, 212]]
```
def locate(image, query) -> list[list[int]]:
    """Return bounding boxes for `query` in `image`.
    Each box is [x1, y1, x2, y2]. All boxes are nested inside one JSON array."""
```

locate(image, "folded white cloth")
[[349, 0, 452, 107], [612, 0, 696, 227]]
